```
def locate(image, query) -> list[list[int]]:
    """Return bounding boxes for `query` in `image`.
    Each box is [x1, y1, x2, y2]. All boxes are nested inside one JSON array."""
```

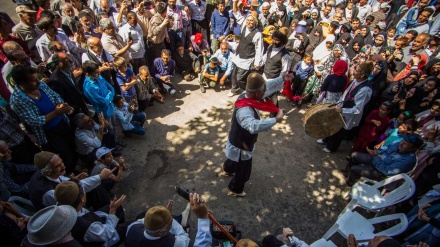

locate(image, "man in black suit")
[[47, 52, 90, 118]]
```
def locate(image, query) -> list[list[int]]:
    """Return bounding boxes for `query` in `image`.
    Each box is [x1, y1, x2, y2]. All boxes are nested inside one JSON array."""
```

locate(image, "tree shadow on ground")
[[115, 95, 352, 245]]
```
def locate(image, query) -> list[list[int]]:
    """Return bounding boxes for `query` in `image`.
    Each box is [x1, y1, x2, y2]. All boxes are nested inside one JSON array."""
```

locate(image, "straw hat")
[[27, 205, 77, 245]]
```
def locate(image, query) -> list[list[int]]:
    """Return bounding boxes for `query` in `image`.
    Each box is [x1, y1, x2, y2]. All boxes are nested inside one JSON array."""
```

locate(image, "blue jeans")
[[126, 112, 146, 136]]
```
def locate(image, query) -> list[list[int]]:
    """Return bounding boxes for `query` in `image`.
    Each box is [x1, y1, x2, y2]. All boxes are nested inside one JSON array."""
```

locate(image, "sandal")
[[117, 141, 126, 147]]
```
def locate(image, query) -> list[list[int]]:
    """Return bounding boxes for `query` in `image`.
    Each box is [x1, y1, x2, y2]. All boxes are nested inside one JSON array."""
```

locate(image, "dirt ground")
[[2, 3, 351, 244], [112, 74, 352, 245]]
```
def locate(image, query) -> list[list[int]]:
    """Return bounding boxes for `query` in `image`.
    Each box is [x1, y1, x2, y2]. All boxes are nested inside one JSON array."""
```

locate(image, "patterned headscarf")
[[322, 44, 348, 74]]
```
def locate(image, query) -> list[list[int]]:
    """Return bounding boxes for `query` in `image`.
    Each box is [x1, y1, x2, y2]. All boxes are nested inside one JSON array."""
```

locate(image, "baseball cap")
[[402, 133, 424, 149], [16, 6, 37, 14], [194, 33, 203, 43], [95, 147, 114, 159], [380, 3, 391, 9]]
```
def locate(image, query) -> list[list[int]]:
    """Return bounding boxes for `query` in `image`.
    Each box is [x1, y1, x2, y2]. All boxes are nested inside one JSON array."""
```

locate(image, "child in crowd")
[[376, 110, 414, 145], [114, 57, 138, 102], [292, 53, 314, 108], [375, 119, 418, 149], [351, 101, 392, 152], [387, 27, 397, 46], [113, 95, 146, 136], [199, 57, 220, 93], [201, 48, 211, 67], [91, 147, 127, 191]]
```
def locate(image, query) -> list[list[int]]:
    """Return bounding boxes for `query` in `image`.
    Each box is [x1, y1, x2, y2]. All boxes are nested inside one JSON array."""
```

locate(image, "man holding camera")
[[119, 11, 146, 74], [147, 2, 171, 67]]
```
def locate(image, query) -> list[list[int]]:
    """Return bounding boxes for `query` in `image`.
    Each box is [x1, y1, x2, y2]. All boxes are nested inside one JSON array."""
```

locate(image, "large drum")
[[303, 103, 345, 138]]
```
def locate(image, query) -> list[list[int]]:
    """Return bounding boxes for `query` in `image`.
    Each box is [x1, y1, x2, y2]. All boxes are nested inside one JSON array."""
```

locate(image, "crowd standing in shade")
[[0, 0, 439, 246]]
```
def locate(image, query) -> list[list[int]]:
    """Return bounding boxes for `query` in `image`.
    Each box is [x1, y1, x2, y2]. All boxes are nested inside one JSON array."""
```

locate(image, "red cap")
[[194, 33, 203, 43]]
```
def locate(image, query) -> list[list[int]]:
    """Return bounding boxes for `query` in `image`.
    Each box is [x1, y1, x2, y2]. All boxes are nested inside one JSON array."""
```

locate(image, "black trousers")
[[223, 157, 252, 193], [322, 127, 348, 152], [347, 152, 385, 186], [146, 41, 165, 68], [231, 66, 251, 94], [10, 135, 40, 164], [191, 19, 209, 43], [43, 120, 76, 173]]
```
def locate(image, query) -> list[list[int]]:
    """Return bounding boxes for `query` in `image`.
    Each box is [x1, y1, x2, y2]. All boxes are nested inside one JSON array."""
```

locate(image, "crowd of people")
[[0, 0, 439, 246]]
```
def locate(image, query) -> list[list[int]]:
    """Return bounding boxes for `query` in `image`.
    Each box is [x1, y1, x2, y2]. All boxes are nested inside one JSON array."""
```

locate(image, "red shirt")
[[359, 110, 390, 141]]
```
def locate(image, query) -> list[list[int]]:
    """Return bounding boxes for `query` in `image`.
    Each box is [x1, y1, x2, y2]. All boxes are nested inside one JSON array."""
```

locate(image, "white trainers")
[[227, 92, 236, 97], [316, 139, 325, 144], [169, 89, 176, 95], [228, 191, 246, 197], [323, 148, 332, 153]]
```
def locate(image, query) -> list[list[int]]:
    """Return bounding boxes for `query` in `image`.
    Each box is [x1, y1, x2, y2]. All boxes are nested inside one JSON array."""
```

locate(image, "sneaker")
[[227, 92, 236, 97], [169, 89, 176, 95], [228, 191, 246, 197], [316, 139, 325, 144], [218, 171, 234, 177], [323, 148, 332, 153], [200, 84, 206, 93]]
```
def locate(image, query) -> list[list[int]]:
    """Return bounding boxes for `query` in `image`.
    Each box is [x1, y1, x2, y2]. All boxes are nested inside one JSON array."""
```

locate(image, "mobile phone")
[[46, 60, 59, 70], [128, 32, 132, 41], [175, 186, 190, 201]]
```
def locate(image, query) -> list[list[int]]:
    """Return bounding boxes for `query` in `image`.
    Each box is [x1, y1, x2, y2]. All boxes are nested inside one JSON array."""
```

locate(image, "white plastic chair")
[[322, 211, 408, 242], [310, 238, 337, 247], [342, 173, 415, 215]]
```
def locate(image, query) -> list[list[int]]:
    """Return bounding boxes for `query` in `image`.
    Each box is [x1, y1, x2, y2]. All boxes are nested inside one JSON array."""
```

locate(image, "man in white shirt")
[[35, 16, 84, 62], [228, 0, 263, 97], [119, 11, 146, 74], [356, 0, 372, 24]]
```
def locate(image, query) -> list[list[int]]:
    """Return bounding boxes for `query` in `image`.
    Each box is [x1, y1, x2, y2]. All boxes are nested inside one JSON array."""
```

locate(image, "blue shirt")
[[116, 67, 136, 101], [114, 102, 134, 131], [204, 64, 219, 75], [373, 142, 417, 176], [211, 49, 233, 75], [30, 90, 62, 130], [152, 58, 176, 79], [10, 83, 68, 145], [83, 75, 115, 118], [211, 10, 230, 39]]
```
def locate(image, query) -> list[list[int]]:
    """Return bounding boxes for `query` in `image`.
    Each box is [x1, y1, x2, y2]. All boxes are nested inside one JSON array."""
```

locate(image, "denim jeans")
[[125, 112, 146, 136]]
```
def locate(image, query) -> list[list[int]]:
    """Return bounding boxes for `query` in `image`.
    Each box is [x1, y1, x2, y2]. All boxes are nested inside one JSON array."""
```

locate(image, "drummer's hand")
[[275, 109, 285, 123], [335, 106, 342, 113]]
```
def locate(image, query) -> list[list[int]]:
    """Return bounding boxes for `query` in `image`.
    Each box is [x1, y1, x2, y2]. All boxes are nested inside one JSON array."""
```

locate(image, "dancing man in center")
[[222, 73, 284, 197]]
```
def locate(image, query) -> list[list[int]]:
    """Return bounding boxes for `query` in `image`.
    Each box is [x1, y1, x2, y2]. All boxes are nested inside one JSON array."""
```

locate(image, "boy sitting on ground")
[[199, 57, 220, 93]]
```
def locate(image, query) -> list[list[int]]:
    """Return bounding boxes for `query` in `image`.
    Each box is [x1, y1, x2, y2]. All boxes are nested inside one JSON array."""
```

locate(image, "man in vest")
[[317, 62, 374, 153], [262, 29, 291, 98], [28, 151, 116, 210], [222, 73, 285, 197], [227, 0, 264, 97], [125, 193, 212, 247], [55, 180, 126, 247]]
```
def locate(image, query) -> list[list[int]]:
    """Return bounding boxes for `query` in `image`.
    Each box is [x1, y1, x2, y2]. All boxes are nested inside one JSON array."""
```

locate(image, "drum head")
[[303, 104, 344, 138]]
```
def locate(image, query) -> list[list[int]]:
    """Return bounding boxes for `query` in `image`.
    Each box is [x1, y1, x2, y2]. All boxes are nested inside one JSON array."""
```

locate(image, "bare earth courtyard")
[[113, 75, 351, 244], [1, 1, 350, 241]]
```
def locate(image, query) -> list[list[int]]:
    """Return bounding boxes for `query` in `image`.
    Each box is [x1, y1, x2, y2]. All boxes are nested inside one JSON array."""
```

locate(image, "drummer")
[[316, 62, 374, 153]]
